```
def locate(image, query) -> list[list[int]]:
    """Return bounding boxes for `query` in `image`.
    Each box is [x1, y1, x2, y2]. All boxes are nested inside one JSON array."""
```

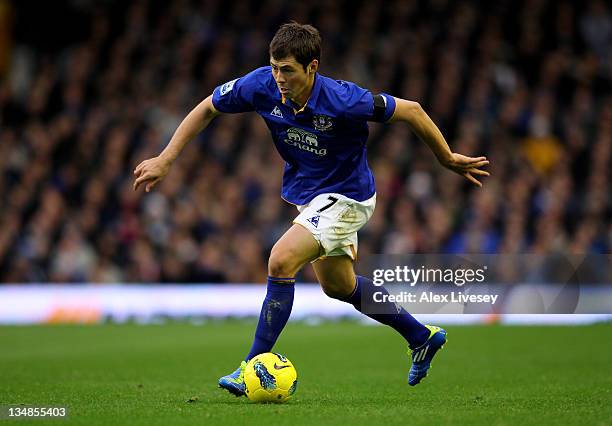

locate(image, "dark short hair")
[[269, 22, 321, 71]]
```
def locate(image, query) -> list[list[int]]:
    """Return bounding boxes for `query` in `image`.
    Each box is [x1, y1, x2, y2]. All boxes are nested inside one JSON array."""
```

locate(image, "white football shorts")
[[293, 192, 376, 261]]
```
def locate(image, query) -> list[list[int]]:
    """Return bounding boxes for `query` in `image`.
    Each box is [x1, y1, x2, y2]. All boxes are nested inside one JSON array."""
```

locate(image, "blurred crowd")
[[0, 0, 610, 284]]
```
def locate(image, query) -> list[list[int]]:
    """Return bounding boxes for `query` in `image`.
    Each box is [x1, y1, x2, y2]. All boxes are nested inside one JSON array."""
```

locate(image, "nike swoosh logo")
[[274, 363, 290, 370]]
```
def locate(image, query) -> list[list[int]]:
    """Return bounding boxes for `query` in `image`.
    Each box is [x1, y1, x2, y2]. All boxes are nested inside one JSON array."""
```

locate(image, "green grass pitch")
[[1, 322, 611, 425]]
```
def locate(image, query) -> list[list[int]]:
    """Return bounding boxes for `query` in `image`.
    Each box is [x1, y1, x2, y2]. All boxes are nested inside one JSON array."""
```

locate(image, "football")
[[244, 352, 298, 403]]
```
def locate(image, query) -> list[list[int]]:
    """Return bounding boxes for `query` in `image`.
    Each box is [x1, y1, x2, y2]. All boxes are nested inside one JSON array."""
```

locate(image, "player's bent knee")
[[268, 251, 300, 278]]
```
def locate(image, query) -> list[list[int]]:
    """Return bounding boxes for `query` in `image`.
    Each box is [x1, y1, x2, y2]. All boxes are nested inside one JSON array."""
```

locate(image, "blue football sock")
[[342, 275, 430, 348], [245, 276, 295, 361]]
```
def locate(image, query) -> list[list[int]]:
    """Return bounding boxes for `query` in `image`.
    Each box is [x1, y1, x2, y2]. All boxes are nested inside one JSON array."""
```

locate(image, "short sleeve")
[[371, 93, 396, 122], [212, 69, 261, 113], [341, 81, 396, 122]]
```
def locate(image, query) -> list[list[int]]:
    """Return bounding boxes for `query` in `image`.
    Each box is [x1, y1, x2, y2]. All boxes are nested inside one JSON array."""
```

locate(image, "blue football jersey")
[[211, 66, 396, 205]]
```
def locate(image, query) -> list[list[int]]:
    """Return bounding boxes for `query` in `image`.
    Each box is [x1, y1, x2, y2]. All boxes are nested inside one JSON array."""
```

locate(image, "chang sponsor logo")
[[284, 127, 327, 156]]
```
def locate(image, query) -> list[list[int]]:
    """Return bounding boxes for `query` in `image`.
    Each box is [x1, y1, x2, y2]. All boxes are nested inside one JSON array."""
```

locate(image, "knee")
[[268, 250, 300, 278]]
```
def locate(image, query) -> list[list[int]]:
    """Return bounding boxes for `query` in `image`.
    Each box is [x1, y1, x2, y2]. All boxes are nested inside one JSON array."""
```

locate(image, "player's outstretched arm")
[[133, 95, 221, 192], [389, 97, 489, 187]]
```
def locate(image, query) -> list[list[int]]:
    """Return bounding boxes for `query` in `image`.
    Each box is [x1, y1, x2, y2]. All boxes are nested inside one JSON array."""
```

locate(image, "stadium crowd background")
[[0, 0, 610, 284]]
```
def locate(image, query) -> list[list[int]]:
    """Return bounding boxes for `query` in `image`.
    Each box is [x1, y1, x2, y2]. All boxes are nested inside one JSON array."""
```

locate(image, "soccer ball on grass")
[[244, 352, 297, 403]]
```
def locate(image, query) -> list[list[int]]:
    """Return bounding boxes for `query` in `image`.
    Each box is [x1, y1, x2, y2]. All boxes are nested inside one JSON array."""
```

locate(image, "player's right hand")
[[133, 156, 171, 192]]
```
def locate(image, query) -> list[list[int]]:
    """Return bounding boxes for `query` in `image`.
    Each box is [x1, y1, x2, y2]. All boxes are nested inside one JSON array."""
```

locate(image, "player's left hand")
[[442, 153, 490, 187]]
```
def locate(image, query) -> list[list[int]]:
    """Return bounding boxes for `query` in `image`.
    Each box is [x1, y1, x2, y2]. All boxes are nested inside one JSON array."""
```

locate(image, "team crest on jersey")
[[312, 114, 333, 131], [307, 215, 320, 228], [220, 78, 238, 96]]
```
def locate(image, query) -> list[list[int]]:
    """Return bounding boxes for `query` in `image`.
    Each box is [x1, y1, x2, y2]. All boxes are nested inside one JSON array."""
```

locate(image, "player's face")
[[270, 56, 318, 103]]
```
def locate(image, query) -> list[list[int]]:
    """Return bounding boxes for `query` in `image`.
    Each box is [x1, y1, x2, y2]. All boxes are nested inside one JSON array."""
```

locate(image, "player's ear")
[[309, 59, 319, 74]]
